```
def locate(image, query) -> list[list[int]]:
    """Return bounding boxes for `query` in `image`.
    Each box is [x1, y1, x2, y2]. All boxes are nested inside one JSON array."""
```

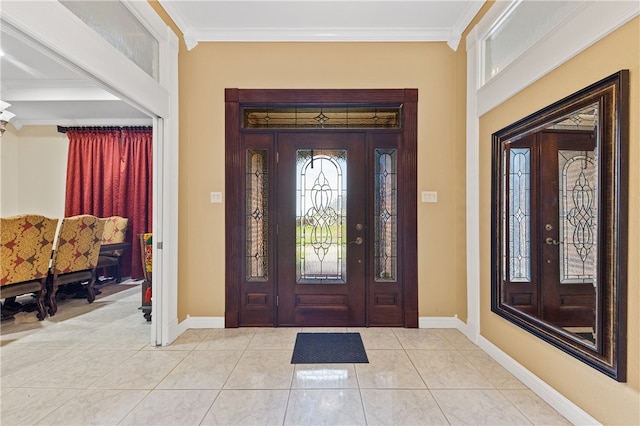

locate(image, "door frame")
[[224, 89, 418, 327]]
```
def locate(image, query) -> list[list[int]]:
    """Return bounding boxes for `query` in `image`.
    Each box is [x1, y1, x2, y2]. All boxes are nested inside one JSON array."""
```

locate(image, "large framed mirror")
[[491, 70, 628, 381]]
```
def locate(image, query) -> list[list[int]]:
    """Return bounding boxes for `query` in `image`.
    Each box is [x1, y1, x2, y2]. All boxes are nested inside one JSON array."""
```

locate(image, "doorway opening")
[[225, 89, 418, 327]]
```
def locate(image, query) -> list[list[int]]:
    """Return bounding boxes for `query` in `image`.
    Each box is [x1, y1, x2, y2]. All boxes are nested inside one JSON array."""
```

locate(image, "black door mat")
[[291, 332, 369, 364]]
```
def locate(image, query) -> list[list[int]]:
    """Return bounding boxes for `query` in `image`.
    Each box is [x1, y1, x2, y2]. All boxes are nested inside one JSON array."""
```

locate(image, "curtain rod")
[[57, 125, 152, 134]]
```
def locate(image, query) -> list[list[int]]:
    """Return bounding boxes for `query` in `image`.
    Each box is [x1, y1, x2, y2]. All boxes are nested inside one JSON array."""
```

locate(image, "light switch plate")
[[210, 192, 223, 203], [421, 191, 438, 203]]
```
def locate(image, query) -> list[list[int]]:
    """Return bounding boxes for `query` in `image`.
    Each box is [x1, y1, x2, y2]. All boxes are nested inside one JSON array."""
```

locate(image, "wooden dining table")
[[99, 242, 131, 253]]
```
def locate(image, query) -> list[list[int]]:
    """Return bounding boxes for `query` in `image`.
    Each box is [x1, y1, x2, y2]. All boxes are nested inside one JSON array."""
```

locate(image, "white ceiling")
[[160, 0, 484, 49], [0, 0, 483, 129]]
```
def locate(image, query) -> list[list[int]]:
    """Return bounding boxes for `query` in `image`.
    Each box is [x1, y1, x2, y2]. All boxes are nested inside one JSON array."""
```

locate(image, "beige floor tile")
[[156, 350, 242, 389], [431, 389, 532, 425], [349, 327, 403, 349], [88, 350, 188, 390], [0, 388, 81, 426], [118, 389, 219, 425], [196, 328, 255, 350], [393, 328, 456, 349], [361, 389, 449, 425], [0, 286, 578, 426], [356, 349, 426, 389], [35, 389, 148, 425], [1, 348, 78, 388], [434, 328, 482, 350], [460, 349, 527, 390], [292, 364, 359, 388], [407, 349, 494, 389], [223, 349, 294, 389], [285, 389, 367, 425], [34, 349, 138, 389], [200, 389, 289, 425], [501, 389, 572, 425], [247, 327, 299, 349]]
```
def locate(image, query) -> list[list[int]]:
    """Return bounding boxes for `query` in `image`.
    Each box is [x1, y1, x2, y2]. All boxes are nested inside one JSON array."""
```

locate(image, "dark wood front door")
[[225, 89, 418, 328], [276, 133, 366, 326]]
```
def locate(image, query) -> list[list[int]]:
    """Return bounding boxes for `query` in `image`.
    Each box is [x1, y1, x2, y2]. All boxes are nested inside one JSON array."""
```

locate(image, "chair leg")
[[35, 279, 47, 320], [114, 264, 122, 283], [86, 270, 96, 303], [47, 284, 59, 316]]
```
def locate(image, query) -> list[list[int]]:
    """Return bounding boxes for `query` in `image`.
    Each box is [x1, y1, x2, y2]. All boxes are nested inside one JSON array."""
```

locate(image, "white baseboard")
[[181, 315, 225, 329], [419, 315, 465, 329], [478, 335, 600, 426]]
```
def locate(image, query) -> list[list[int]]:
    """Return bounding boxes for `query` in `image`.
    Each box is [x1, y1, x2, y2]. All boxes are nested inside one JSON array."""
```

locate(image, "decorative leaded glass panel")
[[246, 150, 268, 281], [243, 106, 401, 129], [374, 149, 397, 281], [296, 150, 347, 283], [559, 150, 597, 284], [549, 104, 598, 131], [507, 148, 531, 282]]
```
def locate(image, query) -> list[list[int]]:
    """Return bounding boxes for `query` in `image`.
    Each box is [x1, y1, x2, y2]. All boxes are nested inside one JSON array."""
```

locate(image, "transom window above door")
[[242, 106, 403, 129]]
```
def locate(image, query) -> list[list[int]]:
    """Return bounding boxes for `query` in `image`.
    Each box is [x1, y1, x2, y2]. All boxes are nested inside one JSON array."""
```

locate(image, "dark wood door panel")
[[276, 133, 366, 327]]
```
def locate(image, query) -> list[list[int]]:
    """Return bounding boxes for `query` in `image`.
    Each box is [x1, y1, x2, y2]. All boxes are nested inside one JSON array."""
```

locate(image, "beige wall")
[[479, 18, 639, 425], [0, 125, 68, 218], [176, 41, 469, 321]]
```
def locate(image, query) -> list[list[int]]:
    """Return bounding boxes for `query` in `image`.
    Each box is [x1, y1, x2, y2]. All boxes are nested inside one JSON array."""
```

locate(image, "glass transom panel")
[[61, 1, 159, 79], [243, 106, 402, 129]]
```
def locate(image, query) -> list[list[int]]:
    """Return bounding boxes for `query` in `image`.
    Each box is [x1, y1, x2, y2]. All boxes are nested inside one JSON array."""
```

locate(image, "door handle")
[[545, 237, 560, 245], [349, 237, 364, 245]]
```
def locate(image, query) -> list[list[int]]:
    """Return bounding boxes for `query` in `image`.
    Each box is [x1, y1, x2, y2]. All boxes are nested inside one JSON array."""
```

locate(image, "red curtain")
[[64, 128, 152, 279]]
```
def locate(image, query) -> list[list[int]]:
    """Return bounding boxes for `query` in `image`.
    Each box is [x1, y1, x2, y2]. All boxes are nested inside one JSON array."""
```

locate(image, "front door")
[[277, 133, 366, 326], [225, 89, 419, 328]]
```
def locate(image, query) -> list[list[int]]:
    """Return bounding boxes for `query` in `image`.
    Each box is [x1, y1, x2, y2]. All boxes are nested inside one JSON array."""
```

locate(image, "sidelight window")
[[246, 149, 269, 281], [374, 149, 398, 281]]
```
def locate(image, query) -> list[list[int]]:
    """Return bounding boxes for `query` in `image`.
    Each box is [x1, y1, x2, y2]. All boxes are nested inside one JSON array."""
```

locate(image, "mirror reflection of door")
[[277, 134, 366, 326], [540, 130, 597, 337], [503, 107, 598, 343]]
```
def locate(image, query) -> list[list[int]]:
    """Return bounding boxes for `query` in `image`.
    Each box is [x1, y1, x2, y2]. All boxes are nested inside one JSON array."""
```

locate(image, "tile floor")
[[1, 284, 571, 425]]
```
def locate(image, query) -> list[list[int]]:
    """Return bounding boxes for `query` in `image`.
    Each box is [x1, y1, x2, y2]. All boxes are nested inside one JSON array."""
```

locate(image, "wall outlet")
[[421, 191, 438, 203], [210, 192, 223, 203]]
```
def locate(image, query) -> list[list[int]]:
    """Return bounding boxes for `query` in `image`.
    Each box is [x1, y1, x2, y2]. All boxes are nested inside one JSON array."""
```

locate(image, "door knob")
[[349, 237, 364, 245], [545, 237, 560, 245]]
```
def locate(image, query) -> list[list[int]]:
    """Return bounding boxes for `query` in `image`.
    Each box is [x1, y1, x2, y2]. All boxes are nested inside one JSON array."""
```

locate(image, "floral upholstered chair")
[[48, 215, 104, 316], [97, 216, 129, 283], [1, 214, 58, 320], [139, 233, 152, 321]]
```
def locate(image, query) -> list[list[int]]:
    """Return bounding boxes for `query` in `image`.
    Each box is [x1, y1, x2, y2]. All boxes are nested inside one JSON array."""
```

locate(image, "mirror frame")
[[491, 70, 629, 381]]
